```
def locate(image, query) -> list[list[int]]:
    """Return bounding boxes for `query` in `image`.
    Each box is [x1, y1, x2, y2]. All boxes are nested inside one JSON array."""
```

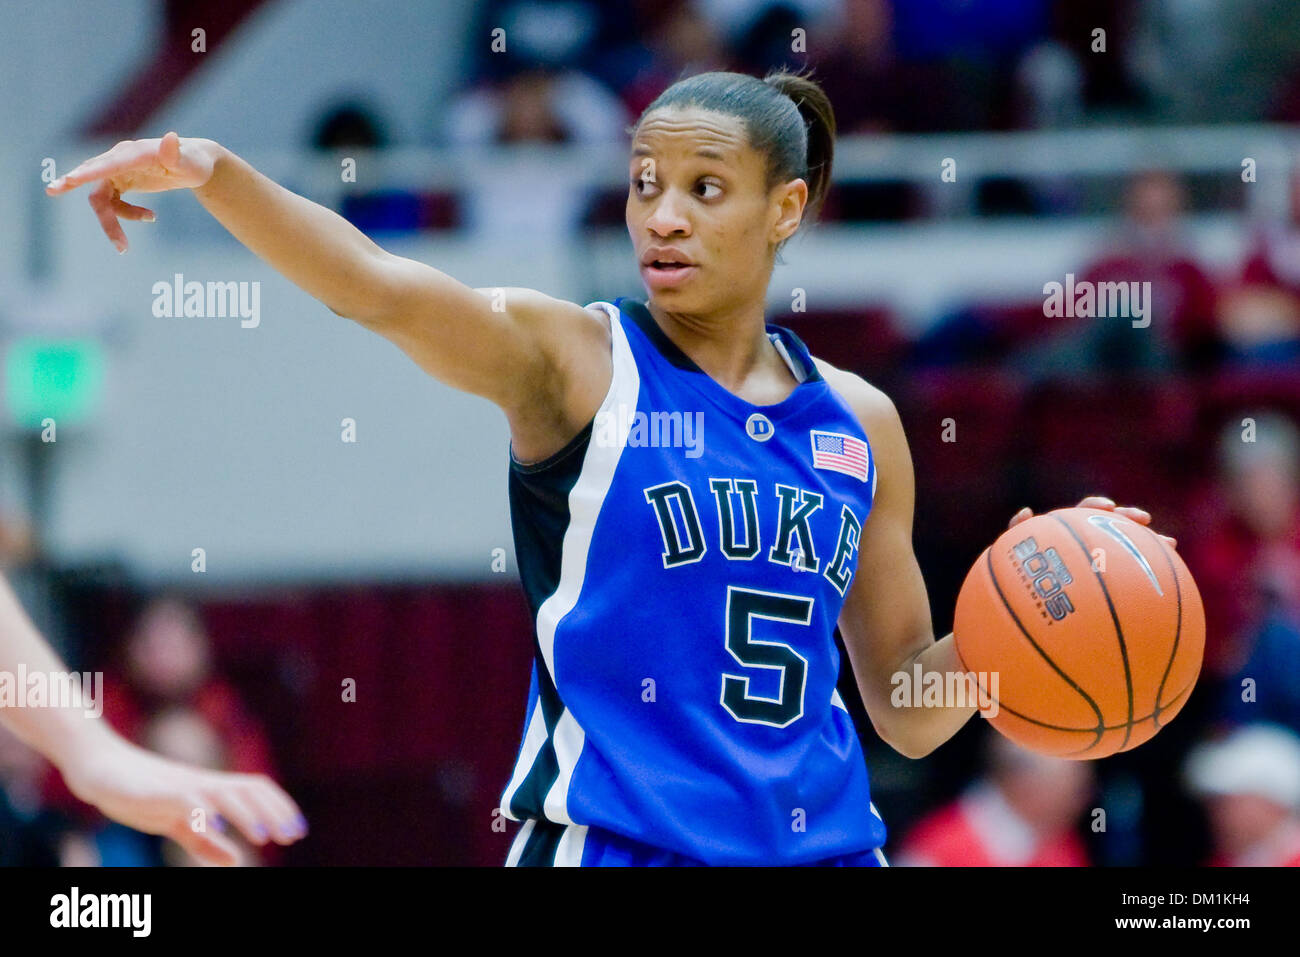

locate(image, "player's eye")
[[633, 176, 659, 197], [696, 180, 722, 200]]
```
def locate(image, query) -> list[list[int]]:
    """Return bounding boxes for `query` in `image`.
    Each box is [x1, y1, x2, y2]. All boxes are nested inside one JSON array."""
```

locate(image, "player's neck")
[[645, 295, 794, 395]]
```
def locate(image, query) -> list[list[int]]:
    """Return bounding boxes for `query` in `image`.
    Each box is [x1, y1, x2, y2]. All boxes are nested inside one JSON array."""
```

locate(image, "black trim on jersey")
[[510, 420, 594, 474], [508, 422, 592, 612], [517, 818, 566, 866], [776, 325, 823, 382], [615, 297, 823, 384], [506, 421, 594, 820], [617, 297, 700, 372]]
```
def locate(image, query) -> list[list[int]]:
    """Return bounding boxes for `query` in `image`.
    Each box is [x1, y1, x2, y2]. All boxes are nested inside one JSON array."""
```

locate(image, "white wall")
[[17, 195, 592, 584]]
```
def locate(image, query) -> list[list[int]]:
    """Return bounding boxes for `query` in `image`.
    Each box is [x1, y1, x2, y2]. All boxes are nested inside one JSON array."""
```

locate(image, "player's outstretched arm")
[[0, 573, 306, 865], [45, 134, 609, 441]]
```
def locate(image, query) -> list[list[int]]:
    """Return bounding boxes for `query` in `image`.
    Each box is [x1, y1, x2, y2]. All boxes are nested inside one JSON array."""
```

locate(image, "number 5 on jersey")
[[721, 586, 812, 728]]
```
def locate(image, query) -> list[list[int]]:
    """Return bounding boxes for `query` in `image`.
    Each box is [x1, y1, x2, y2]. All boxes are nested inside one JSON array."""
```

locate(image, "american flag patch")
[[810, 430, 870, 482]]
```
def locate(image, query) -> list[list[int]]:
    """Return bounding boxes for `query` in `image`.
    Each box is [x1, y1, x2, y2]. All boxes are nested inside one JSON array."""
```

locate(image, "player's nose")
[[645, 191, 691, 237]]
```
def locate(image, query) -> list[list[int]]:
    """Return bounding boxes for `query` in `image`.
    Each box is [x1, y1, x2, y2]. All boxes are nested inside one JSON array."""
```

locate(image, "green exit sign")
[[4, 339, 105, 428]]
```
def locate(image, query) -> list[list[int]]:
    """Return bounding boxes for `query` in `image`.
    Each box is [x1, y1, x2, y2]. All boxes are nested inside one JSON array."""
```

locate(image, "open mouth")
[[650, 261, 692, 271]]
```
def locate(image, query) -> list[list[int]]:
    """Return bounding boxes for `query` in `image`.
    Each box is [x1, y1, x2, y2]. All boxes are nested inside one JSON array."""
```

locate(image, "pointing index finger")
[[46, 141, 142, 194]]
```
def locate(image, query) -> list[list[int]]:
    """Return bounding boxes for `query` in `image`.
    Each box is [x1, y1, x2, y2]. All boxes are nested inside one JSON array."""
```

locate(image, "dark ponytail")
[[636, 67, 838, 241], [761, 67, 836, 224]]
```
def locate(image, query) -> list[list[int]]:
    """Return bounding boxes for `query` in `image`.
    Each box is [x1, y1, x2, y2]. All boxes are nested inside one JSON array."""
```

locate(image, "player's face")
[[627, 107, 803, 314]]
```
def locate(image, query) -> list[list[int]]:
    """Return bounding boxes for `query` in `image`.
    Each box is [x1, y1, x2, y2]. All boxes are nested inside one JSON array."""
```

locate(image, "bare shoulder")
[[811, 356, 903, 442], [812, 356, 915, 513], [469, 288, 612, 453], [470, 286, 610, 339]]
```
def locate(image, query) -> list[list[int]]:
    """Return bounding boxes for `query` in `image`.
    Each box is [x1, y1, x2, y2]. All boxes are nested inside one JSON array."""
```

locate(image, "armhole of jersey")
[[510, 421, 593, 475], [508, 301, 621, 476]]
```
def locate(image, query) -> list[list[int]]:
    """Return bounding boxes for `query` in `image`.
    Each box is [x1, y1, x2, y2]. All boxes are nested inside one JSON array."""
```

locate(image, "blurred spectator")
[[1185, 723, 1300, 866], [1215, 284, 1300, 366], [469, 0, 603, 84], [0, 723, 63, 865], [450, 0, 625, 146], [311, 101, 389, 151], [896, 732, 1093, 866], [32, 598, 280, 863], [444, 61, 628, 239], [731, 2, 811, 76], [447, 64, 626, 148], [1184, 413, 1300, 680], [810, 0, 956, 134], [1081, 170, 1220, 367], [891, 0, 1053, 130], [592, 0, 731, 119], [1013, 39, 1085, 129], [98, 598, 277, 780], [1216, 613, 1300, 736], [309, 100, 434, 234], [1016, 170, 1221, 377], [1241, 166, 1300, 305], [1129, 0, 1235, 122]]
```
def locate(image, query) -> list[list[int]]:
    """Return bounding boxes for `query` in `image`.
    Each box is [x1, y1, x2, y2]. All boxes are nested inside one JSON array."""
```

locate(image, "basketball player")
[[0, 573, 306, 864], [47, 69, 1172, 865]]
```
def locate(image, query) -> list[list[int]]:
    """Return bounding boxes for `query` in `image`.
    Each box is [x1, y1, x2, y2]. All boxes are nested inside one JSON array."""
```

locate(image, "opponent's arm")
[[0, 573, 305, 864], [46, 134, 608, 444]]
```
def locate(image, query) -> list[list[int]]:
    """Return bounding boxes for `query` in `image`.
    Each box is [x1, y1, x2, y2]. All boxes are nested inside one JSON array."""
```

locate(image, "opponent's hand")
[[1008, 494, 1177, 549], [60, 733, 306, 866], [44, 131, 217, 253]]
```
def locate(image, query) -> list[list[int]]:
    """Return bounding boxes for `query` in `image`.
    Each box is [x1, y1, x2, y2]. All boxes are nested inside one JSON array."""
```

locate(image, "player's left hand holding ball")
[[956, 494, 1203, 759], [1008, 494, 1177, 549]]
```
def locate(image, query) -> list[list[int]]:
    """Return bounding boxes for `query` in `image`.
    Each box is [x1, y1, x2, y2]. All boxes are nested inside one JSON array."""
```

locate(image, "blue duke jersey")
[[499, 296, 888, 866]]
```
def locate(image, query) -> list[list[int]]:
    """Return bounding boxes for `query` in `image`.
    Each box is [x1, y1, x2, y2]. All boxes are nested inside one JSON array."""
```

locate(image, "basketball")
[[953, 506, 1205, 760]]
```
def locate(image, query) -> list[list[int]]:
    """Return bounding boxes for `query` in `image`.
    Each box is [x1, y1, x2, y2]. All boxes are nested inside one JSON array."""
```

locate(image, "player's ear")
[[770, 178, 807, 246]]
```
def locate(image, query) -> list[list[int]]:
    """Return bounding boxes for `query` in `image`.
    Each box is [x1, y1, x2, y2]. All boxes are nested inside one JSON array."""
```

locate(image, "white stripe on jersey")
[[498, 697, 547, 821], [869, 800, 886, 830], [501, 301, 641, 827], [505, 817, 536, 867], [554, 823, 590, 866], [544, 709, 587, 824]]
